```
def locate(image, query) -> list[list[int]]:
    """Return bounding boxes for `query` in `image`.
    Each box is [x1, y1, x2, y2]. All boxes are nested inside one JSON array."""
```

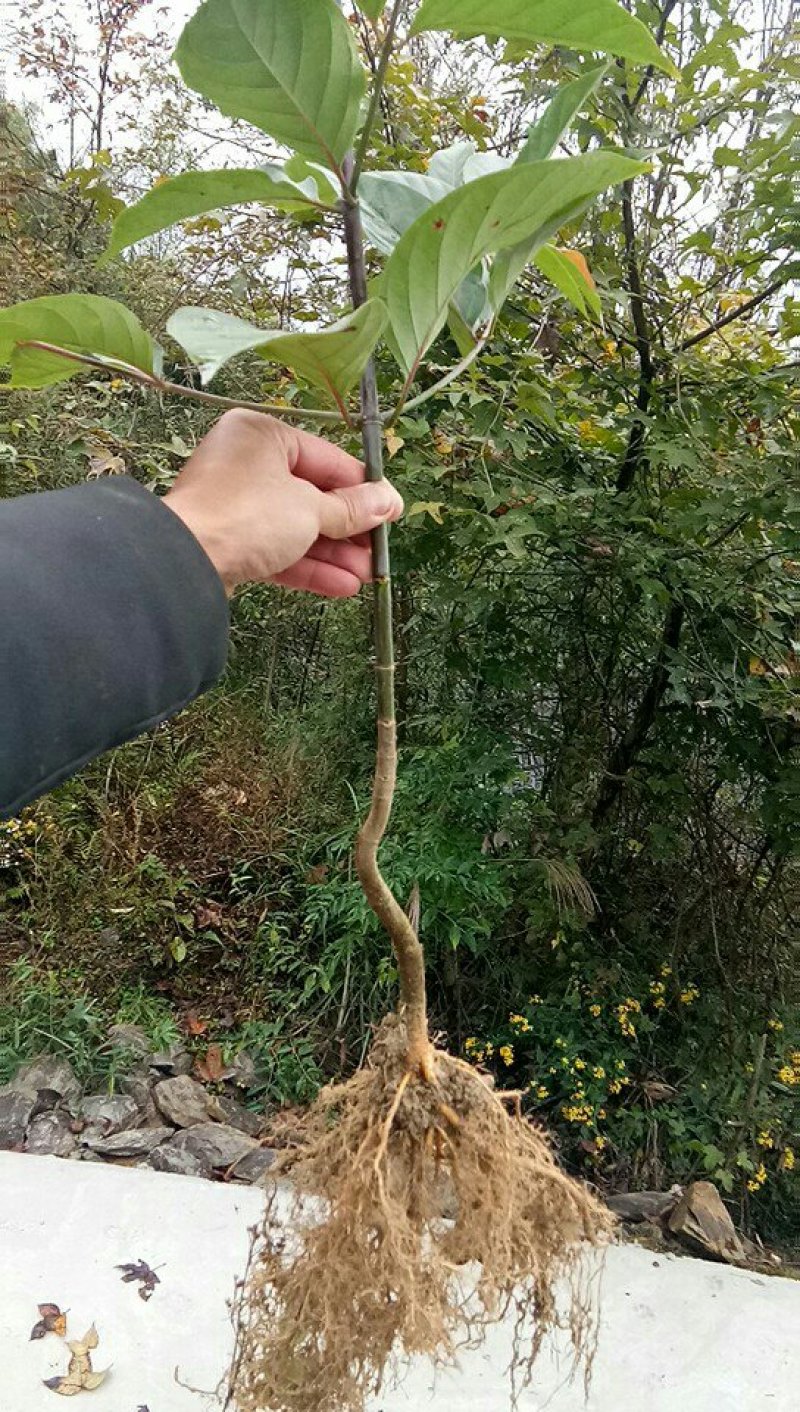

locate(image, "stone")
[[85, 1126, 173, 1159], [146, 1144, 210, 1178], [118, 1073, 162, 1126], [606, 1189, 682, 1224], [153, 1075, 210, 1128], [228, 1147, 278, 1184], [25, 1109, 76, 1157], [0, 1090, 35, 1150], [229, 1050, 257, 1090], [106, 1023, 151, 1058], [204, 1092, 263, 1137], [667, 1180, 747, 1264], [149, 1044, 192, 1078], [80, 1094, 140, 1134], [8, 1056, 81, 1104], [167, 1123, 258, 1171]]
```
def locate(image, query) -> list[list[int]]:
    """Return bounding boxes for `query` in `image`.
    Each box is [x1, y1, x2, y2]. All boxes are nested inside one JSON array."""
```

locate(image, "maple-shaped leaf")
[[30, 1302, 67, 1340]]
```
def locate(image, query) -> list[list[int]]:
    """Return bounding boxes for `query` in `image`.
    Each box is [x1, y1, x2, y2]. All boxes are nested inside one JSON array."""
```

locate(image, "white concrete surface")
[[1, 1151, 798, 1411]]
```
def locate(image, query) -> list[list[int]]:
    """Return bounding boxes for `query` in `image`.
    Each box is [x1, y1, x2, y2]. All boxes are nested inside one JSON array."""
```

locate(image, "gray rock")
[[0, 1090, 35, 1149], [9, 1056, 81, 1104], [205, 1092, 263, 1137], [149, 1044, 192, 1078], [80, 1094, 140, 1134], [85, 1126, 173, 1159], [106, 1023, 151, 1058], [167, 1123, 258, 1171], [25, 1109, 76, 1157], [146, 1144, 210, 1178], [606, 1189, 681, 1224], [118, 1073, 162, 1126], [229, 1050, 257, 1090], [228, 1147, 278, 1185], [153, 1075, 210, 1128]]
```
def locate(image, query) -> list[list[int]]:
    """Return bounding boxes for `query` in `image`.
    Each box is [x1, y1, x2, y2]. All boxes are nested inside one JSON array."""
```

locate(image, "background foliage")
[[1, 0, 798, 1244]]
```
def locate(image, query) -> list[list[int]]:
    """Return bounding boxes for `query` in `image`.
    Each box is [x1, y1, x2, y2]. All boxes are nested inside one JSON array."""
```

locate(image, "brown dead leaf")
[[184, 1009, 208, 1037], [31, 1302, 67, 1340], [195, 901, 223, 930], [116, 1260, 161, 1301], [44, 1325, 109, 1396], [194, 1043, 225, 1083], [304, 864, 329, 885]]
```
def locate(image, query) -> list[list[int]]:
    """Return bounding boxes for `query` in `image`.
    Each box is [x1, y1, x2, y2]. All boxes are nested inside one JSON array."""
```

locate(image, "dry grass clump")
[[230, 1015, 612, 1412]]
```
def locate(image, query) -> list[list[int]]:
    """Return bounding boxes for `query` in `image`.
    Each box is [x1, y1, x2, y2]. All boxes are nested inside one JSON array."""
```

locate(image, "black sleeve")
[[0, 476, 229, 818]]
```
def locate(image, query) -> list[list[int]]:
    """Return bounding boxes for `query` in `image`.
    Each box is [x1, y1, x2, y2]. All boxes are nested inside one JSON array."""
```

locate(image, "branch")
[[677, 276, 787, 353], [616, 177, 655, 493], [15, 342, 346, 424], [392, 321, 495, 420], [350, 0, 405, 192], [591, 599, 685, 828]]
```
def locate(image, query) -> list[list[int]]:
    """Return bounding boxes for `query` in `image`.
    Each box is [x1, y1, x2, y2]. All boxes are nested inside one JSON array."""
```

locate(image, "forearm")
[[0, 477, 229, 817]]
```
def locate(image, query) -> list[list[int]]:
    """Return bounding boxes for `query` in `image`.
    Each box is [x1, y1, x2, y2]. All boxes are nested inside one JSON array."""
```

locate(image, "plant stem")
[[341, 154, 431, 1078], [16, 342, 346, 424], [350, 0, 405, 193]]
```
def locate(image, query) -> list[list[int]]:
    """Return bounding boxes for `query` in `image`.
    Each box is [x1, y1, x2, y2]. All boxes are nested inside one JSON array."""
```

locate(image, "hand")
[[163, 409, 403, 597]]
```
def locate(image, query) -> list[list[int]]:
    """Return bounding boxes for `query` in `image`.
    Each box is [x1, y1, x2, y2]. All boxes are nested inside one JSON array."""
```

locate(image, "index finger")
[[285, 425, 366, 491]]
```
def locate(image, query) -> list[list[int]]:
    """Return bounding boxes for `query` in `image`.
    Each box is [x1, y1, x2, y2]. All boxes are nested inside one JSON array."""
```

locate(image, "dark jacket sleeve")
[[0, 476, 229, 818]]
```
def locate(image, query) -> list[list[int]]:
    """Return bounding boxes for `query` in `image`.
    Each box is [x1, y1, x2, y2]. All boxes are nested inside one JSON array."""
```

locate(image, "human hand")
[[163, 409, 403, 597]]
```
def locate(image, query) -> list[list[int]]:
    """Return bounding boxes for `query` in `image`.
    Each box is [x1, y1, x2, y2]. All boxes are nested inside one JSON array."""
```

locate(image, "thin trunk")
[[340, 158, 431, 1077]]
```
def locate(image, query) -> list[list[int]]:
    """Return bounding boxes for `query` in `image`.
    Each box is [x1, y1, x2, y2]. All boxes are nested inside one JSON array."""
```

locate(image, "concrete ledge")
[[1, 1153, 797, 1409]]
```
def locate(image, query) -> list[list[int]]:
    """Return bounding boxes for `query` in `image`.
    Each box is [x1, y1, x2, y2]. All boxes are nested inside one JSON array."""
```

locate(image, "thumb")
[[317, 480, 404, 541]]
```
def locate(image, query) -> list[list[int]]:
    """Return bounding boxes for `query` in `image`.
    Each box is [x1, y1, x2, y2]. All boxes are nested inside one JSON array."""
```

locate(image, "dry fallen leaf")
[[31, 1302, 67, 1340], [43, 1325, 109, 1396], [184, 1009, 208, 1036], [116, 1260, 161, 1301], [194, 1043, 225, 1084]]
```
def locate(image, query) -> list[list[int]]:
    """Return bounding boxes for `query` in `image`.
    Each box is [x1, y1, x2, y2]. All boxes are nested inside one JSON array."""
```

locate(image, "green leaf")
[[102, 164, 337, 261], [166, 299, 388, 408], [379, 151, 646, 374], [0, 294, 157, 388], [534, 244, 602, 318], [359, 170, 450, 254], [358, 0, 386, 17], [174, 0, 367, 169], [518, 64, 610, 164], [411, 0, 677, 75]]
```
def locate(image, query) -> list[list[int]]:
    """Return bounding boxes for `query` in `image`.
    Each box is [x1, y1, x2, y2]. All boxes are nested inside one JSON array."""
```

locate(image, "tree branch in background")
[[677, 275, 787, 353], [591, 599, 685, 828], [616, 177, 655, 493]]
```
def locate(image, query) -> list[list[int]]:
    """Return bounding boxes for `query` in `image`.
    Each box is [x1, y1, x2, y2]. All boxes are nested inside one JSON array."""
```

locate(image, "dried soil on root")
[[231, 1016, 613, 1412]]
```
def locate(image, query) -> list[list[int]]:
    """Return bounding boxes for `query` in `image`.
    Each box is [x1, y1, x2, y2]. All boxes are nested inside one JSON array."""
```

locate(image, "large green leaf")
[[359, 170, 450, 254], [534, 244, 602, 319], [174, 0, 367, 169], [518, 64, 609, 164], [411, 0, 676, 75], [0, 294, 157, 388], [358, 0, 386, 17], [378, 151, 646, 374], [166, 300, 388, 407], [102, 164, 338, 261]]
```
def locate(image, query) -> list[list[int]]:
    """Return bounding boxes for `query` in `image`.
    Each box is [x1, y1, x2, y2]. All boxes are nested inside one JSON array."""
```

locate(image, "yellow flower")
[[649, 980, 665, 997], [528, 994, 542, 1006], [679, 986, 699, 1005], [790, 1051, 800, 1067], [615, 1060, 626, 1072], [654, 997, 666, 1010], [594, 1134, 608, 1150], [598, 1108, 607, 1119], [109, 377, 125, 391], [776, 1065, 797, 1085], [757, 1131, 774, 1149], [609, 1080, 623, 1095], [781, 1147, 795, 1171], [589, 1004, 601, 1018], [484, 1043, 494, 1059], [535, 1085, 549, 1100], [571, 1089, 586, 1101], [499, 1044, 514, 1067], [592, 1065, 606, 1080], [660, 964, 672, 977], [464, 1037, 478, 1052], [554, 1037, 566, 1049], [573, 1058, 586, 1071], [767, 1018, 784, 1032], [747, 1163, 768, 1193]]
